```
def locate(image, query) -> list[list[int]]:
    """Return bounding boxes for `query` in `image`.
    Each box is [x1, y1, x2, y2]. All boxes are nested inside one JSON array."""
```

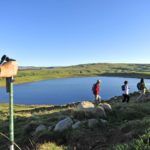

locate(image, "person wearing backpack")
[[92, 80, 101, 105], [122, 80, 130, 103], [136, 78, 147, 102]]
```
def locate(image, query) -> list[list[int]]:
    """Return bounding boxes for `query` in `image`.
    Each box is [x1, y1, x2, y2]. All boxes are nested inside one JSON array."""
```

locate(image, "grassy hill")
[[0, 93, 150, 150], [1, 63, 150, 86]]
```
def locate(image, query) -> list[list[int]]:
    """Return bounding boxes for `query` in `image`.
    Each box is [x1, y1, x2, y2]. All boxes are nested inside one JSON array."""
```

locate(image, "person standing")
[[136, 78, 147, 102], [92, 80, 101, 105], [122, 81, 130, 103]]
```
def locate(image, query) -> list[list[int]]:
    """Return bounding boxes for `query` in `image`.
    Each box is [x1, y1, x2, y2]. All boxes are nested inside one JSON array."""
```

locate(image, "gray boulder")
[[35, 125, 47, 133], [72, 121, 81, 129], [48, 126, 53, 131], [88, 119, 99, 128], [76, 101, 107, 118], [95, 106, 106, 117], [54, 117, 73, 132], [100, 103, 112, 112], [100, 119, 108, 124]]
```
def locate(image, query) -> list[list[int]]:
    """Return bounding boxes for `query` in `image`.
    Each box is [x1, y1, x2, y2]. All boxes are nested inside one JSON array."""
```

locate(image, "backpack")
[[92, 84, 96, 94], [137, 82, 144, 90], [121, 85, 125, 91]]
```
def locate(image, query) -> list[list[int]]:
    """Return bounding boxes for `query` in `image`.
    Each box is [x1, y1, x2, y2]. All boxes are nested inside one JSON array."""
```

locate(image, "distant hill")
[[19, 66, 55, 70], [0, 63, 150, 86], [19, 63, 150, 72]]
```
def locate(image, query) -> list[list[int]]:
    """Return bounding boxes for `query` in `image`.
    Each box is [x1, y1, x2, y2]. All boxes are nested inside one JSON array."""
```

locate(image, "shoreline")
[[0, 92, 140, 107], [1, 72, 150, 87]]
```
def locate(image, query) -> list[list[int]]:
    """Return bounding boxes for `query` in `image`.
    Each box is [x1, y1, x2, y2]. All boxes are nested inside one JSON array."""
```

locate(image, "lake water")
[[0, 76, 150, 105]]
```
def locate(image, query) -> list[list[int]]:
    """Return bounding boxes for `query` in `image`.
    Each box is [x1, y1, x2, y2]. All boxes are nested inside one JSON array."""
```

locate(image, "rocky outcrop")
[[76, 101, 112, 118]]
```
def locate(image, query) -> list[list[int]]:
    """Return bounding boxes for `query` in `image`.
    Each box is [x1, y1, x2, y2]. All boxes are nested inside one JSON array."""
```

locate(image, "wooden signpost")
[[0, 58, 18, 150]]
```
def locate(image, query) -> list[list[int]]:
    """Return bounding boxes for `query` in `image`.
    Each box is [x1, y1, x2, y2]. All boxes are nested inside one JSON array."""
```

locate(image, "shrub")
[[112, 128, 150, 150], [37, 142, 66, 150]]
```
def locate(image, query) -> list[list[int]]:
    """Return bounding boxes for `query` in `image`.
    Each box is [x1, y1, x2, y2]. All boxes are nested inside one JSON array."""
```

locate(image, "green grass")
[[113, 128, 150, 150], [0, 95, 150, 150], [1, 63, 150, 86]]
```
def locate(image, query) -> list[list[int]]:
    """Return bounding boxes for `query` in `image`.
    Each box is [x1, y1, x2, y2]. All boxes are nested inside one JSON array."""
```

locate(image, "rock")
[[48, 126, 53, 131], [77, 101, 95, 112], [88, 119, 99, 128], [101, 103, 112, 112], [72, 121, 81, 129], [100, 119, 108, 124], [35, 125, 47, 133], [95, 106, 106, 117], [54, 117, 73, 132], [76, 101, 107, 118], [123, 131, 135, 140], [81, 120, 88, 124], [114, 96, 118, 100]]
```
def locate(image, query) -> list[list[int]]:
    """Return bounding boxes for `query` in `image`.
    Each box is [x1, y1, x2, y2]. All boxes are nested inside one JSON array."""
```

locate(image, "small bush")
[[35, 129, 72, 145], [37, 142, 66, 150], [112, 128, 150, 150]]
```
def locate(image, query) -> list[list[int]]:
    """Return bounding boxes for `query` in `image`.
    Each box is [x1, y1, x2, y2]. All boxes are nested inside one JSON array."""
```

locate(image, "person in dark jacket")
[[136, 78, 147, 102], [122, 81, 130, 103]]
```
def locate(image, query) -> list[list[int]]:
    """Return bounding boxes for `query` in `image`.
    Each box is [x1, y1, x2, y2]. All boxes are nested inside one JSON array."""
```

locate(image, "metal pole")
[[8, 77, 14, 150]]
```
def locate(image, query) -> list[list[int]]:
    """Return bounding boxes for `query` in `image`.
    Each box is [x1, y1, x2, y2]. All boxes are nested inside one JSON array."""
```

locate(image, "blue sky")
[[0, 0, 150, 66]]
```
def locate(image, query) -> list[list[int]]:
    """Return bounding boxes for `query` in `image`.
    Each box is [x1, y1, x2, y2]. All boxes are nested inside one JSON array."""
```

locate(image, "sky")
[[0, 0, 150, 66]]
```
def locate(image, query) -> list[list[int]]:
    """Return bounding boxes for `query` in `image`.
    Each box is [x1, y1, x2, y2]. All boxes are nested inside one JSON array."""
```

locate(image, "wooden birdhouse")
[[0, 61, 18, 77]]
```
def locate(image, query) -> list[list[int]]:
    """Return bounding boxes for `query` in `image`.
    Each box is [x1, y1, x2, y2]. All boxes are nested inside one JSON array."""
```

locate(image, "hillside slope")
[[0, 92, 150, 150]]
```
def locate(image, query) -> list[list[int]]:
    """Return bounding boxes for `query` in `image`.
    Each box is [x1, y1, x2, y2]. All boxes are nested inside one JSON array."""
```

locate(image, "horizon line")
[[19, 62, 150, 68]]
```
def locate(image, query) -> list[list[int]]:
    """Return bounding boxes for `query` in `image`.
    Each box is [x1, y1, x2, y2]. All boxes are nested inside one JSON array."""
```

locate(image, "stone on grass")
[[54, 117, 73, 132], [35, 125, 47, 133], [88, 119, 99, 128], [72, 121, 81, 129], [48, 126, 53, 131], [95, 106, 106, 117], [77, 101, 95, 112], [101, 103, 112, 112], [100, 119, 108, 124]]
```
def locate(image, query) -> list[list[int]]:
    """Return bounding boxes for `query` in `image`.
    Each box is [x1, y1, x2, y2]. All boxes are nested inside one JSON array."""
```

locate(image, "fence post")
[[7, 77, 14, 150]]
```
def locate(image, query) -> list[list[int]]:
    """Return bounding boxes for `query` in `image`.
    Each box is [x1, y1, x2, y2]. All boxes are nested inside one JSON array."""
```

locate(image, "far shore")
[[0, 72, 150, 87], [1, 63, 150, 87]]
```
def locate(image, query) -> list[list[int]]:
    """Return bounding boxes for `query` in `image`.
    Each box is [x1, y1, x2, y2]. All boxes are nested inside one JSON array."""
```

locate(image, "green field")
[[1, 63, 150, 86]]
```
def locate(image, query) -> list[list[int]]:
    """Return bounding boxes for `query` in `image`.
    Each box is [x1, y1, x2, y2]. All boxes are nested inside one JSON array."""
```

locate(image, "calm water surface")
[[0, 76, 150, 105]]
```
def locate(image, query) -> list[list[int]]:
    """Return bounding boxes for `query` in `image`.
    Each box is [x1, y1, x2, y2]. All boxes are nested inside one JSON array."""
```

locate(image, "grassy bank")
[[1, 63, 150, 86], [0, 93, 150, 150]]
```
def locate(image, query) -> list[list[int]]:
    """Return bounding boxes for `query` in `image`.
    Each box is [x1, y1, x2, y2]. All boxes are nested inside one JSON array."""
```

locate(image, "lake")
[[0, 76, 150, 105]]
